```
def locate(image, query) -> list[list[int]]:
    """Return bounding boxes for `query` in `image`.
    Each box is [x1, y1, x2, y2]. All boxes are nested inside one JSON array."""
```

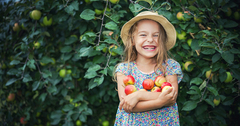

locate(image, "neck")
[[135, 57, 156, 65]]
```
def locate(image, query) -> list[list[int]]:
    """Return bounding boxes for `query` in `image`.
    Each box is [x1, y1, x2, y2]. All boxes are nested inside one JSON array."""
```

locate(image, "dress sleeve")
[[115, 63, 129, 76], [165, 59, 183, 84]]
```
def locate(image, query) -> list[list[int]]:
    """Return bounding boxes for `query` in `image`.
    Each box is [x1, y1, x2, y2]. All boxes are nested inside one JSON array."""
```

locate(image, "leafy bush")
[[0, 0, 239, 126]]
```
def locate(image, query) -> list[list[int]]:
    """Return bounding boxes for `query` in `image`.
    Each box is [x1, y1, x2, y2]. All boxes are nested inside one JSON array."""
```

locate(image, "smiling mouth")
[[143, 46, 156, 51]]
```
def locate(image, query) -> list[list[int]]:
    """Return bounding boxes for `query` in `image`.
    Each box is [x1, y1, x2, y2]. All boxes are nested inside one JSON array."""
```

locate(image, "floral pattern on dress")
[[114, 59, 183, 126]]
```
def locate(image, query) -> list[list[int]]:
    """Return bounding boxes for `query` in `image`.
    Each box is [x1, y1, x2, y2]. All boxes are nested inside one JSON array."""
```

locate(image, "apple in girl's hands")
[[161, 82, 172, 92], [142, 79, 154, 90], [151, 86, 161, 92], [139, 89, 147, 91], [125, 85, 137, 95], [154, 75, 166, 87], [123, 75, 135, 85]]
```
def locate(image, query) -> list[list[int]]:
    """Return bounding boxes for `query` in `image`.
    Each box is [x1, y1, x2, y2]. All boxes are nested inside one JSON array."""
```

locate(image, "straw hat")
[[121, 11, 176, 50]]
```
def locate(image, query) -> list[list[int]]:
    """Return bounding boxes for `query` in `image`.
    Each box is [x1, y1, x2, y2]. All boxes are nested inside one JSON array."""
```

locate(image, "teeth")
[[144, 47, 155, 50]]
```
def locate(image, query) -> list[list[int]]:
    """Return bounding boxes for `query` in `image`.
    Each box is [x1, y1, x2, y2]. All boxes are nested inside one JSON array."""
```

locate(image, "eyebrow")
[[137, 31, 160, 34]]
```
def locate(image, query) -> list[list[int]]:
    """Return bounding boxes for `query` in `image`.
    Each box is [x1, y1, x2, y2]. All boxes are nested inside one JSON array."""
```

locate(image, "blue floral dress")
[[114, 59, 183, 126]]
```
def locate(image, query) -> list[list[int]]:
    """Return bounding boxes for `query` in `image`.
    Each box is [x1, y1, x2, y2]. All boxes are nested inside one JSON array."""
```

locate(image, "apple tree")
[[0, 0, 239, 126]]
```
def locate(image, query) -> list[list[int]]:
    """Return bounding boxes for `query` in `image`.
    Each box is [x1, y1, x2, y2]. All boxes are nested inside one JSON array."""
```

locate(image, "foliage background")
[[0, 0, 239, 126]]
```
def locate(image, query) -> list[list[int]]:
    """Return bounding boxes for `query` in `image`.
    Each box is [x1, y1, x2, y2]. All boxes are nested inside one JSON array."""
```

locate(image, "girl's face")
[[133, 20, 160, 60]]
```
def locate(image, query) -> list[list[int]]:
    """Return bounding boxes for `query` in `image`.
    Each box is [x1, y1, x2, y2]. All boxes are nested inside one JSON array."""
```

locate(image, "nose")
[[147, 35, 153, 43]]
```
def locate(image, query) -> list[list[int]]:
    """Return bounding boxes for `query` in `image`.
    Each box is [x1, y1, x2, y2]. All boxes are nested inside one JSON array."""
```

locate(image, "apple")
[[125, 85, 137, 95], [20, 117, 27, 124], [234, 11, 240, 20], [36, 112, 41, 117], [151, 86, 161, 92], [142, 79, 154, 90], [213, 98, 220, 106], [95, 9, 103, 15], [177, 31, 187, 40], [187, 39, 192, 47], [7, 93, 15, 102], [84, 0, 92, 4], [102, 47, 107, 53], [43, 16, 53, 26], [110, 0, 119, 4], [161, 82, 172, 89], [67, 69, 72, 74], [224, 72, 233, 83], [108, 45, 118, 56], [154, 75, 166, 87], [162, 86, 172, 92], [34, 42, 41, 49], [31, 10, 42, 20], [194, 16, 203, 23], [139, 89, 147, 91], [13, 23, 20, 32], [205, 69, 213, 80], [59, 69, 67, 78], [102, 120, 109, 126], [51, 58, 56, 65], [123, 75, 135, 85], [184, 61, 194, 72], [176, 12, 184, 21], [76, 120, 82, 126], [0, 62, 7, 69], [225, 8, 232, 17]]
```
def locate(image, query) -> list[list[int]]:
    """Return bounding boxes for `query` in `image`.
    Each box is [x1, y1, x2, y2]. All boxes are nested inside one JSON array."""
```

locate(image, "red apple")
[[161, 82, 172, 90], [151, 86, 161, 92], [20, 117, 27, 124], [154, 75, 166, 87], [125, 85, 137, 95], [7, 93, 15, 102], [142, 79, 154, 90], [123, 75, 135, 85]]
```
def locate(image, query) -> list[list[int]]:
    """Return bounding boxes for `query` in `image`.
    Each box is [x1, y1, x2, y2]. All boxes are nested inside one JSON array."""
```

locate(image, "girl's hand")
[[158, 87, 177, 106], [119, 91, 140, 113]]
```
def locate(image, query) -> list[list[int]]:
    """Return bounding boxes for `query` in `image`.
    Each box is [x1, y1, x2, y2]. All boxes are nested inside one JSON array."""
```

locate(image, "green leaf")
[[23, 74, 33, 82], [190, 77, 203, 85], [223, 20, 238, 28], [79, 47, 91, 57], [79, 113, 87, 122], [87, 65, 101, 72], [84, 71, 97, 79], [221, 51, 234, 64], [62, 104, 74, 112], [65, 36, 78, 45], [199, 80, 207, 91], [129, 3, 143, 16], [105, 21, 118, 30], [73, 94, 84, 102], [230, 48, 240, 54], [7, 68, 21, 75], [5, 78, 18, 86], [10, 60, 20, 65], [137, 0, 152, 5], [201, 30, 219, 40], [201, 49, 216, 55], [212, 53, 221, 63], [182, 101, 198, 111], [40, 56, 54, 64], [94, 76, 104, 85], [223, 33, 238, 44], [88, 79, 98, 90], [207, 86, 218, 96], [80, 9, 95, 20], [50, 110, 62, 119], [60, 46, 72, 53], [47, 85, 57, 94], [188, 5, 198, 11], [42, 70, 52, 78], [204, 98, 214, 107], [64, 1, 79, 15], [32, 81, 40, 91], [104, 38, 118, 44], [190, 86, 201, 95], [39, 93, 47, 102], [27, 59, 36, 70]]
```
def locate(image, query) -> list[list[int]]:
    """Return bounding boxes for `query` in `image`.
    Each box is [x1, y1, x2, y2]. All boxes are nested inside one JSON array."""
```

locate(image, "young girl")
[[114, 11, 183, 125]]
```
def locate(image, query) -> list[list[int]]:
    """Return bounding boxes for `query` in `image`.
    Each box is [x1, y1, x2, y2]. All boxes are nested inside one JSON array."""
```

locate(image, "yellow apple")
[[184, 61, 194, 72], [110, 0, 119, 4], [34, 42, 41, 49], [108, 45, 118, 56], [43, 16, 52, 26], [13, 23, 20, 32], [31, 10, 42, 20], [213, 98, 220, 106], [187, 39, 192, 47], [176, 12, 184, 21], [95, 9, 103, 15], [177, 31, 187, 40], [205, 69, 213, 80], [224, 72, 233, 83], [59, 69, 67, 78]]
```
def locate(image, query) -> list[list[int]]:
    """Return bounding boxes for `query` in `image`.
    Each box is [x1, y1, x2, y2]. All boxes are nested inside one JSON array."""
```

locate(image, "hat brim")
[[121, 12, 176, 50]]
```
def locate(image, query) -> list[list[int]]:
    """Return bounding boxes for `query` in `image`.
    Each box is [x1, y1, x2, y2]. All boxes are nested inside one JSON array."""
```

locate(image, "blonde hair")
[[113, 19, 170, 81]]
